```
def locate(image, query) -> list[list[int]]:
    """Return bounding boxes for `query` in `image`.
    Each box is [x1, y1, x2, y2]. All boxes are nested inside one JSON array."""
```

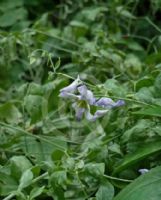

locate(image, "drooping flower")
[[59, 77, 125, 121]]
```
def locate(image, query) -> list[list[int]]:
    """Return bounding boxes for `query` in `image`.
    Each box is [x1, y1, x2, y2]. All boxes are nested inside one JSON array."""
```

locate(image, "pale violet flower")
[[59, 77, 125, 121], [59, 76, 81, 99], [138, 168, 149, 174], [72, 103, 86, 121], [85, 109, 109, 121], [60, 76, 81, 93], [77, 85, 96, 105], [95, 98, 125, 108]]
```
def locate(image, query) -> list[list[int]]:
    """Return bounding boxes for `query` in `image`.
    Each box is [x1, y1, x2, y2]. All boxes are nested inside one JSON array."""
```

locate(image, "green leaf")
[[70, 20, 88, 29], [20, 136, 66, 163], [104, 79, 126, 97], [154, 72, 161, 94], [96, 180, 114, 200], [0, 0, 24, 12], [121, 119, 151, 143], [80, 7, 108, 21], [0, 8, 27, 27], [52, 150, 65, 161], [135, 77, 154, 91], [27, 83, 44, 95], [116, 6, 136, 19], [133, 105, 161, 117], [134, 87, 154, 103], [24, 95, 47, 123], [113, 141, 161, 174], [29, 186, 44, 200], [50, 171, 67, 188], [0, 172, 18, 196], [10, 156, 32, 180], [85, 163, 105, 177], [55, 57, 61, 70], [18, 169, 33, 191], [114, 166, 161, 200], [126, 41, 144, 51], [29, 56, 37, 65], [0, 102, 22, 124]]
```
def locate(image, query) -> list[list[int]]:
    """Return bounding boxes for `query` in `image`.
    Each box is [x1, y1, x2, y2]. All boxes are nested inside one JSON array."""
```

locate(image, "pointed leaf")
[[133, 106, 161, 117], [96, 180, 114, 200], [18, 169, 33, 191], [113, 141, 161, 174], [29, 186, 44, 200], [114, 166, 161, 200]]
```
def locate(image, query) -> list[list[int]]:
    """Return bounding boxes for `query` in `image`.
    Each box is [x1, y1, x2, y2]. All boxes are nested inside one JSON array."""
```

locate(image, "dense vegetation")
[[1, 0, 161, 199]]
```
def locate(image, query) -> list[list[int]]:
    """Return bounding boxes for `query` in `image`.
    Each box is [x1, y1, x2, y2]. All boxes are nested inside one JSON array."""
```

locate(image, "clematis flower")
[[59, 77, 125, 121]]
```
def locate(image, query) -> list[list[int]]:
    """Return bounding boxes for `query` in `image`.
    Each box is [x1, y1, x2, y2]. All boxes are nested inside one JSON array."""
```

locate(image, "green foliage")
[[114, 166, 161, 200], [1, 0, 161, 199], [96, 179, 114, 200]]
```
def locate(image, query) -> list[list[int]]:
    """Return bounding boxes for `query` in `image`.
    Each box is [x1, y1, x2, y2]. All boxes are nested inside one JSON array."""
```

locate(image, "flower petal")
[[112, 100, 125, 107], [86, 90, 96, 105], [77, 85, 87, 96], [76, 108, 85, 121], [72, 103, 85, 121], [60, 77, 81, 93], [92, 110, 109, 120], [95, 97, 115, 108], [85, 109, 94, 121], [138, 169, 149, 174], [78, 85, 95, 105], [59, 91, 79, 99], [95, 98, 125, 108], [85, 109, 109, 121]]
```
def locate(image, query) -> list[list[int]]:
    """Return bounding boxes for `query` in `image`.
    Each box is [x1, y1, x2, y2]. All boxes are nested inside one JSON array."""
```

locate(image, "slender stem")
[[76, 171, 88, 198], [123, 34, 151, 42], [56, 72, 75, 80], [145, 17, 161, 34], [147, 35, 159, 54], [127, 0, 139, 34], [56, 72, 96, 88], [28, 29, 81, 47], [3, 193, 15, 200], [48, 53, 55, 72], [103, 174, 132, 182], [0, 122, 66, 152], [31, 172, 48, 184], [38, 40, 78, 54]]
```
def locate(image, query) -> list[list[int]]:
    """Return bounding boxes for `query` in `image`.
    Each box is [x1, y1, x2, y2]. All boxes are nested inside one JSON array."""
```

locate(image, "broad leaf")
[[20, 136, 67, 163], [29, 186, 44, 200], [18, 169, 33, 190], [96, 179, 114, 200], [10, 156, 32, 180], [113, 141, 161, 174], [0, 172, 18, 196], [0, 102, 22, 124], [85, 163, 105, 177], [0, 8, 27, 27], [133, 105, 161, 117], [114, 166, 161, 200]]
